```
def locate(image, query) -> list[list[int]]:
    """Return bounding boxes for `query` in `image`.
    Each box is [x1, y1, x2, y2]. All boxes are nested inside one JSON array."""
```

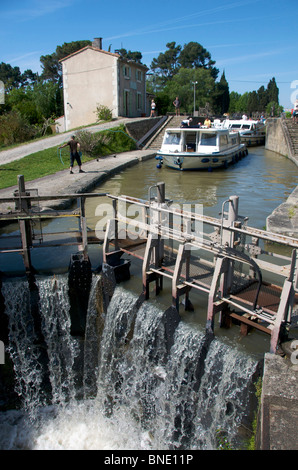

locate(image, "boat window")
[[219, 134, 228, 146], [200, 133, 217, 146], [242, 124, 251, 129], [185, 132, 196, 151], [164, 133, 181, 145], [231, 124, 241, 129]]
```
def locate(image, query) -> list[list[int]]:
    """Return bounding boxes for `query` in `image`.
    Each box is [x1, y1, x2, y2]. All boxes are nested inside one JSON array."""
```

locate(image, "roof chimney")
[[92, 37, 102, 49]]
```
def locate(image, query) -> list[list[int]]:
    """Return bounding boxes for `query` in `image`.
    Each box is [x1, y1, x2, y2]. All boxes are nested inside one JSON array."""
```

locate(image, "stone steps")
[[145, 116, 183, 150], [283, 119, 298, 155]]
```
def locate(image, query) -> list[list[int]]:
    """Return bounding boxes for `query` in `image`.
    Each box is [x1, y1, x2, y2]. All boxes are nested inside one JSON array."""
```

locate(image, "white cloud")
[[2, 0, 76, 22], [9, 51, 41, 64], [106, 0, 262, 41]]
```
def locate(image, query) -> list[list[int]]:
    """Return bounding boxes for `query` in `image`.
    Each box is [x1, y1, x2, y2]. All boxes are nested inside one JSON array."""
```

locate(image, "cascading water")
[[0, 275, 260, 450]]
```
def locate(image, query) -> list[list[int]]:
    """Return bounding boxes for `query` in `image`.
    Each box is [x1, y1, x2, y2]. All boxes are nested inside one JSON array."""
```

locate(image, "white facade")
[[60, 46, 148, 131]]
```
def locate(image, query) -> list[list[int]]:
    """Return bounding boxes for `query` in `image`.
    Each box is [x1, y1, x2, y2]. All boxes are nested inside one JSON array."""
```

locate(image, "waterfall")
[[1, 279, 47, 416], [37, 276, 80, 405], [0, 276, 260, 450]]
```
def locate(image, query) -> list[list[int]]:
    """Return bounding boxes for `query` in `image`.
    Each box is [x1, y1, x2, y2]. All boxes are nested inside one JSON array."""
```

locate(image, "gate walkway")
[[103, 183, 298, 353], [0, 179, 297, 354]]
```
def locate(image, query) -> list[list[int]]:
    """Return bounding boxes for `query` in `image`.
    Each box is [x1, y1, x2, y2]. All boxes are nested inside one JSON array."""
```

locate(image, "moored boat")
[[156, 127, 247, 171], [222, 119, 266, 146]]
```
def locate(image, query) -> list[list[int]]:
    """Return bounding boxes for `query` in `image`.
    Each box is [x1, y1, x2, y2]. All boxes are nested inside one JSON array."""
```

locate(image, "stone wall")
[[256, 352, 298, 450], [265, 118, 298, 237], [125, 116, 163, 143], [265, 118, 289, 157], [266, 186, 298, 237]]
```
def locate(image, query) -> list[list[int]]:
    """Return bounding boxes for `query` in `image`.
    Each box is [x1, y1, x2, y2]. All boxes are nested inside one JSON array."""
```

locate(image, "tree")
[[150, 42, 182, 84], [5, 87, 42, 124], [0, 62, 22, 91], [236, 92, 250, 113], [266, 101, 282, 117], [228, 91, 241, 114], [32, 81, 63, 119], [163, 67, 216, 114], [267, 77, 279, 104], [150, 41, 219, 87], [21, 69, 39, 87], [247, 91, 259, 115], [212, 71, 229, 114], [257, 85, 267, 112], [116, 48, 143, 64], [0, 110, 37, 146], [178, 42, 219, 79], [228, 78, 280, 116]]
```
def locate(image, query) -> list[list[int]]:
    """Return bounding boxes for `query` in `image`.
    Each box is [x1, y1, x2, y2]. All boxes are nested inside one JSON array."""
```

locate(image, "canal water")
[[0, 146, 297, 450], [85, 146, 297, 230], [0, 146, 297, 276]]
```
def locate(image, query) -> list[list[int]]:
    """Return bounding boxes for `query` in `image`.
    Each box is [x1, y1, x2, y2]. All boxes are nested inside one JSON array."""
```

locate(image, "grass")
[[247, 377, 262, 450], [0, 125, 137, 190], [288, 205, 297, 219]]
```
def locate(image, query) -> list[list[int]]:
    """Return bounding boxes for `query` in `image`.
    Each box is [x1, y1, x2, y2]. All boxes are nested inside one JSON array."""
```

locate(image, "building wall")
[[118, 62, 147, 117], [61, 47, 148, 131], [62, 48, 118, 131]]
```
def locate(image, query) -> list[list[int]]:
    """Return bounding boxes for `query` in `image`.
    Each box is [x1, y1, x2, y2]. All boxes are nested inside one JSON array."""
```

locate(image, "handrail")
[[137, 116, 168, 148], [107, 193, 298, 248]]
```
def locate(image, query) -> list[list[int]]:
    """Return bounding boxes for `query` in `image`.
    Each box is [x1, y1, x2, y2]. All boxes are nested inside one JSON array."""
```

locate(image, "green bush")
[[0, 110, 37, 146], [95, 104, 112, 122], [75, 129, 103, 157], [75, 125, 136, 159]]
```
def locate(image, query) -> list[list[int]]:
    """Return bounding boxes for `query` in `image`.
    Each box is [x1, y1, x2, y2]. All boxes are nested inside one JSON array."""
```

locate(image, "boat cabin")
[[223, 120, 265, 134], [162, 128, 240, 154]]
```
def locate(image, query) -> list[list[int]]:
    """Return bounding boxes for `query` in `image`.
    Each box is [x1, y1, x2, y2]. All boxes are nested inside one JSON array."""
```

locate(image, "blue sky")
[[1, 0, 298, 109]]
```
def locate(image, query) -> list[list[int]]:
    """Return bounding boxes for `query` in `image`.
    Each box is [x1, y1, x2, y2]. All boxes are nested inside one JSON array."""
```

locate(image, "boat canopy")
[[223, 119, 265, 131], [161, 127, 240, 154]]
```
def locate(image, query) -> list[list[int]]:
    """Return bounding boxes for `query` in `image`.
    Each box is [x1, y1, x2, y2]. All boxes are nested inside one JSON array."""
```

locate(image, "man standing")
[[173, 97, 180, 116], [59, 135, 84, 174]]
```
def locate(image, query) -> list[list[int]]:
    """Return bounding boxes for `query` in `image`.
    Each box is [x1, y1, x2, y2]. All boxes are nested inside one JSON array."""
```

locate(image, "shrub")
[[95, 104, 113, 122], [0, 110, 37, 146], [76, 125, 136, 159], [75, 129, 111, 158]]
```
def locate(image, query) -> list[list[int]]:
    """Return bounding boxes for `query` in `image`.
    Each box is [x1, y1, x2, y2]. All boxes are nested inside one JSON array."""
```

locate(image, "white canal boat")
[[222, 119, 266, 146], [156, 127, 247, 171]]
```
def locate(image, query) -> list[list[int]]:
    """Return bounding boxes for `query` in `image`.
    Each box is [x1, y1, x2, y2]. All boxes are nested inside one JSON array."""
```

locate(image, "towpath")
[[0, 149, 156, 212], [0, 117, 148, 165], [0, 118, 156, 212]]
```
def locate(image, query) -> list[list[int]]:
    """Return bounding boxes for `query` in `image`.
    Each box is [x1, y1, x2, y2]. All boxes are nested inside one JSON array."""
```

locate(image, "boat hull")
[[240, 134, 265, 146], [158, 145, 247, 170], [225, 119, 266, 147]]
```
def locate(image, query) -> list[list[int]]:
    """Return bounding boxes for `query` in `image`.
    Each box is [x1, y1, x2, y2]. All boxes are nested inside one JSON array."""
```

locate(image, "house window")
[[137, 92, 142, 110], [123, 65, 131, 79], [136, 69, 143, 82]]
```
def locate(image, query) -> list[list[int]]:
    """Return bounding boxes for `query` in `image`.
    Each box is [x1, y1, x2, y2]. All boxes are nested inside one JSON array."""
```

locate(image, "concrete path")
[[0, 117, 149, 165], [0, 117, 156, 212], [0, 149, 156, 213]]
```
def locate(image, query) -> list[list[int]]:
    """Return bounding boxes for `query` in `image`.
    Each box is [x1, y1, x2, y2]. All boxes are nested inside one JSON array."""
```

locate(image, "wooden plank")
[[229, 312, 272, 335]]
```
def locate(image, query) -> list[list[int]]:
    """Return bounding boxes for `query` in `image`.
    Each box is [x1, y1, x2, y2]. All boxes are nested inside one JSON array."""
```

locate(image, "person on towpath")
[[59, 135, 84, 174], [173, 97, 180, 116]]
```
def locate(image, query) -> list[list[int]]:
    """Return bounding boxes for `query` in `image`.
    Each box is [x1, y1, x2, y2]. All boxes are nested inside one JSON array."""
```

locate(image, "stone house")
[[60, 38, 149, 131]]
